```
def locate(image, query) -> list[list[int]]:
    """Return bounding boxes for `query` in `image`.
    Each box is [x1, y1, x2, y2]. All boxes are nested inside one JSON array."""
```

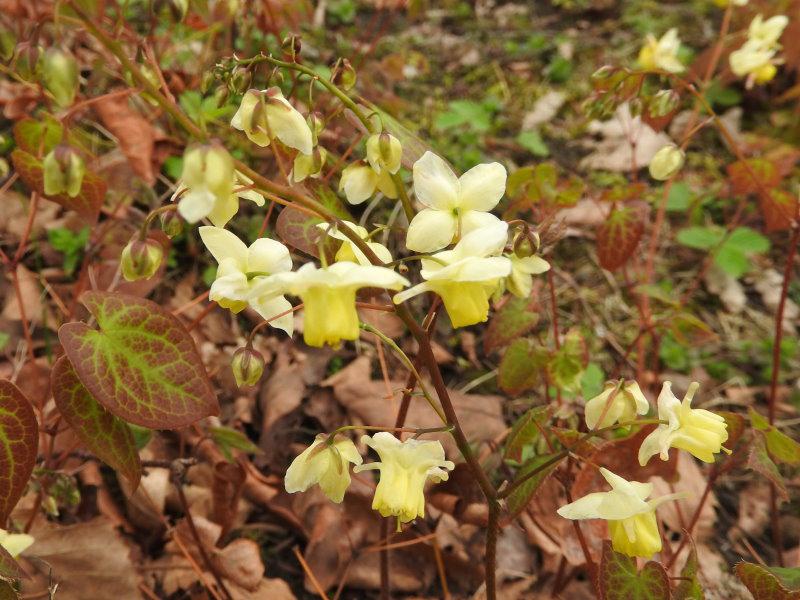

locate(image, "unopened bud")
[[231, 346, 265, 387], [39, 48, 79, 107], [121, 237, 163, 281], [591, 65, 615, 82], [214, 84, 229, 108], [649, 89, 680, 118], [281, 35, 301, 60], [512, 229, 540, 258], [160, 210, 183, 238], [0, 28, 16, 62], [648, 144, 684, 181], [42, 146, 85, 198], [292, 146, 327, 182], [200, 70, 216, 94], [331, 58, 356, 91], [229, 67, 251, 94]]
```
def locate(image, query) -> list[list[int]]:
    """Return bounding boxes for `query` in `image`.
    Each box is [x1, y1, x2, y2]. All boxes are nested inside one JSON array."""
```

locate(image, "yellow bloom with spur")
[[557, 468, 685, 558], [339, 160, 398, 205], [406, 151, 506, 252], [354, 432, 454, 525], [394, 221, 511, 328], [231, 88, 313, 154], [638, 381, 729, 465], [638, 29, 684, 73], [315, 220, 393, 266], [173, 167, 265, 228], [199, 226, 295, 335], [285, 435, 363, 503], [250, 262, 408, 347], [584, 380, 649, 430]]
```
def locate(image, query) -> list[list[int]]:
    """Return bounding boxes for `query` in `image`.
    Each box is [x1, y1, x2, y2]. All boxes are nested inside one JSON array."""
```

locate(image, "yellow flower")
[[748, 14, 789, 47], [638, 29, 684, 73], [729, 15, 788, 88], [366, 132, 403, 175], [354, 432, 454, 524], [406, 151, 507, 252], [292, 147, 327, 182], [585, 380, 650, 430], [506, 253, 550, 298], [557, 467, 684, 558], [173, 168, 265, 227], [315, 220, 392, 266], [231, 88, 313, 154], [0, 529, 34, 558], [251, 262, 408, 347], [648, 144, 685, 181], [199, 226, 295, 335], [393, 221, 511, 328], [638, 381, 729, 465], [285, 435, 362, 503], [339, 160, 397, 205]]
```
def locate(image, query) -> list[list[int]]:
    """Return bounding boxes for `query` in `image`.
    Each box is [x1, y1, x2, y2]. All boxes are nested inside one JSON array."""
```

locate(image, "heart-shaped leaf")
[[498, 338, 549, 396], [0, 540, 27, 581], [11, 149, 106, 223], [59, 291, 218, 429], [599, 542, 671, 600], [759, 189, 798, 233], [485, 296, 539, 353], [0, 380, 38, 525], [727, 158, 780, 196], [735, 562, 800, 600], [13, 115, 63, 156], [597, 205, 646, 271], [51, 356, 142, 488]]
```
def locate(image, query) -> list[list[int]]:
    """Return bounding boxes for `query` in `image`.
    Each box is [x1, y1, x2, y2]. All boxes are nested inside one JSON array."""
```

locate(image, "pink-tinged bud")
[[121, 237, 163, 281], [331, 58, 357, 91], [281, 35, 302, 60], [229, 67, 251, 94], [160, 210, 183, 238], [231, 346, 265, 387]]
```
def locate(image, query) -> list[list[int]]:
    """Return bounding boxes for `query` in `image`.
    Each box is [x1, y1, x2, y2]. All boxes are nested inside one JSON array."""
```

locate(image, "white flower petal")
[[457, 162, 507, 211], [178, 189, 216, 223], [265, 94, 313, 154], [412, 151, 459, 210], [406, 208, 458, 252], [250, 294, 294, 336], [247, 237, 292, 274], [199, 226, 248, 267], [460, 210, 504, 237]]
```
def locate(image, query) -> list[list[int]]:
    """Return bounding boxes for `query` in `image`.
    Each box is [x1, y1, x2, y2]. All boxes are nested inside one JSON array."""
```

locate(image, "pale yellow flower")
[[315, 221, 392, 266], [638, 29, 684, 73], [0, 529, 34, 558], [506, 253, 550, 298], [648, 144, 685, 181], [339, 160, 397, 205], [585, 380, 650, 430], [557, 467, 684, 558], [231, 88, 313, 154], [173, 169, 265, 227], [285, 435, 362, 503], [638, 381, 729, 465], [354, 432, 454, 524], [366, 132, 402, 175]]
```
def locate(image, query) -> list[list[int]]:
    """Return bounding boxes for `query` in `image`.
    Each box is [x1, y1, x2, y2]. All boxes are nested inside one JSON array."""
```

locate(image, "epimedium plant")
[[0, 1, 799, 599]]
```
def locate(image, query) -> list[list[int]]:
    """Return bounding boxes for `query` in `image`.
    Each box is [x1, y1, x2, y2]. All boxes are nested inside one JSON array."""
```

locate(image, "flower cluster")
[[638, 29, 684, 74], [729, 14, 789, 88], [285, 431, 454, 526], [558, 380, 728, 558]]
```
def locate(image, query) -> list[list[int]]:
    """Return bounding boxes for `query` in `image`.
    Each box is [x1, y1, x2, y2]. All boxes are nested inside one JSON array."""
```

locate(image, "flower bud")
[[231, 346, 265, 387], [121, 237, 163, 281], [512, 229, 540, 258], [42, 146, 85, 198], [39, 48, 79, 107], [648, 144, 684, 181], [308, 112, 324, 144], [0, 28, 16, 62], [281, 35, 301, 60], [331, 58, 356, 91], [160, 210, 183, 238], [648, 89, 680, 118], [366, 132, 402, 175], [200, 70, 216, 94], [591, 65, 615, 82], [292, 147, 327, 182], [214, 84, 229, 108], [229, 67, 251, 94]]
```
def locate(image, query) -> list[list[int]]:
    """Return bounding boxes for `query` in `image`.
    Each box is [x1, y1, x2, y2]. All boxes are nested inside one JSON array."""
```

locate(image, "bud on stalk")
[[231, 346, 265, 387], [121, 237, 163, 281]]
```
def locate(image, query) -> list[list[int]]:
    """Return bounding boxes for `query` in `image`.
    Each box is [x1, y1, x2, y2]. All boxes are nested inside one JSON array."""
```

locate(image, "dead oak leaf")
[[94, 92, 157, 185]]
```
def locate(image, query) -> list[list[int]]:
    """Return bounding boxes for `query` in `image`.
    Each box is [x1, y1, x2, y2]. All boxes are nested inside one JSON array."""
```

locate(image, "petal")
[[332, 262, 409, 290], [557, 492, 608, 520], [332, 437, 363, 466], [266, 99, 313, 155], [231, 90, 258, 131], [376, 169, 398, 199], [340, 164, 378, 205], [460, 210, 504, 237], [412, 151, 459, 210], [449, 256, 511, 282], [405, 208, 458, 253], [199, 226, 248, 267], [207, 194, 239, 228], [247, 237, 292, 274], [178, 189, 215, 223], [210, 270, 250, 303], [514, 255, 551, 275], [250, 294, 294, 336], [393, 281, 432, 305], [457, 162, 507, 211], [637, 427, 668, 466], [453, 219, 508, 259]]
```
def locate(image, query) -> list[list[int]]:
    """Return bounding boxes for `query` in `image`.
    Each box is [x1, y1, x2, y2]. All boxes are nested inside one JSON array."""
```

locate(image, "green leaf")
[[13, 115, 63, 156], [209, 426, 263, 462], [714, 244, 749, 278], [516, 130, 549, 157], [749, 408, 800, 465], [504, 406, 552, 463], [735, 562, 800, 600], [498, 339, 549, 396], [51, 356, 141, 488], [747, 432, 788, 501], [11, 149, 106, 223], [0, 381, 38, 524], [676, 226, 724, 250], [674, 544, 705, 600], [47, 226, 89, 276], [599, 542, 671, 600], [485, 296, 539, 352], [58, 291, 219, 429], [581, 363, 605, 399], [546, 56, 573, 83], [505, 452, 563, 518], [727, 227, 770, 254], [666, 182, 692, 212], [548, 329, 586, 392], [435, 100, 494, 132]]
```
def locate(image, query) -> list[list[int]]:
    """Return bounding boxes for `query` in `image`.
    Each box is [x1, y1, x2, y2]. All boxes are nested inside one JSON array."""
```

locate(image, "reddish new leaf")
[[599, 542, 671, 600], [0, 381, 38, 525], [11, 149, 106, 223], [596, 205, 646, 271], [484, 296, 539, 353], [735, 562, 800, 600], [727, 159, 779, 196], [759, 189, 798, 233], [59, 292, 218, 429], [498, 338, 549, 396], [51, 356, 141, 488], [0, 542, 27, 581], [13, 115, 63, 156]]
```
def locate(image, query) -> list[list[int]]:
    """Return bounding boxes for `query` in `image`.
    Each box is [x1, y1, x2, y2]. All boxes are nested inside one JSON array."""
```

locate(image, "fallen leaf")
[[94, 93, 156, 185]]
